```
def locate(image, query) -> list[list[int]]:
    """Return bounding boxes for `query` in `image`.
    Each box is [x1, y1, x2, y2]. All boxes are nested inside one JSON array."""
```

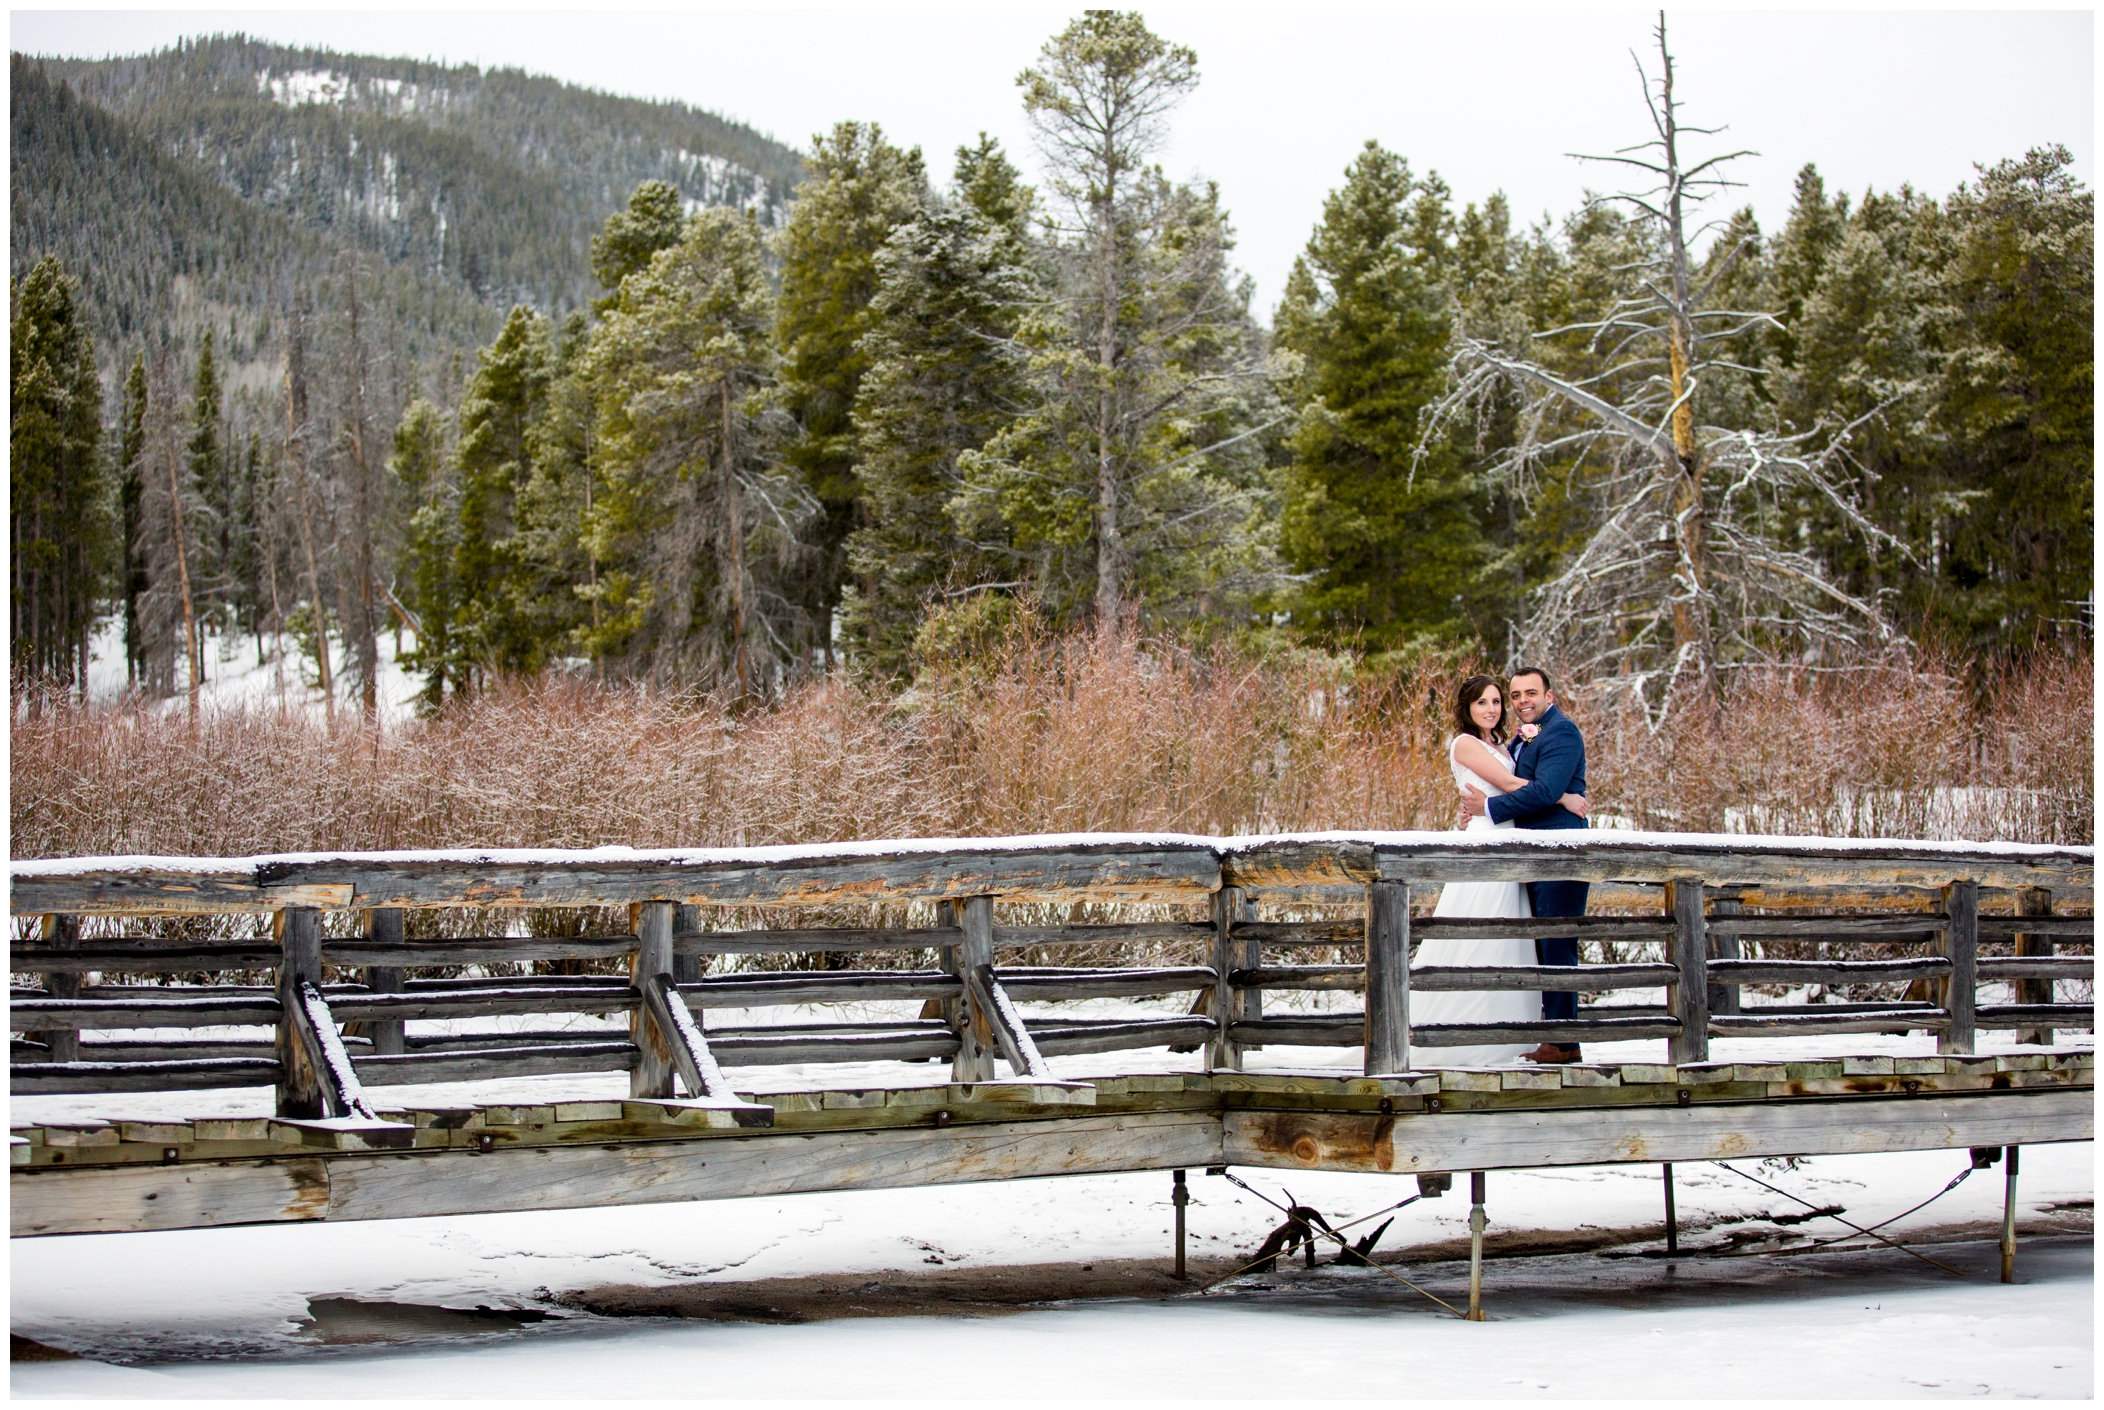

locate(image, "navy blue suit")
[[1487, 705, 1588, 1024]]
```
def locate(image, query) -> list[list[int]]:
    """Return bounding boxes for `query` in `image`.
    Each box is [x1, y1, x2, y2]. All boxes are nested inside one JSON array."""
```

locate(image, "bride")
[[1411, 675, 1589, 1067]]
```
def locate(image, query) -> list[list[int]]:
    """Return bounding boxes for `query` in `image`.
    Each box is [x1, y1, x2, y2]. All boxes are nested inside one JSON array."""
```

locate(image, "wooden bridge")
[[10, 831, 2094, 1302]]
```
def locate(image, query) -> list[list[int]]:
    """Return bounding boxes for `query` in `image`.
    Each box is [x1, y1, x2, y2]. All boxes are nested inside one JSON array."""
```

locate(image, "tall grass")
[[12, 630, 2090, 861]]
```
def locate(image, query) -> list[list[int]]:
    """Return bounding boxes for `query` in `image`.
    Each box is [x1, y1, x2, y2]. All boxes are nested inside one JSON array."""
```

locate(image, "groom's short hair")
[[1510, 666, 1554, 693]]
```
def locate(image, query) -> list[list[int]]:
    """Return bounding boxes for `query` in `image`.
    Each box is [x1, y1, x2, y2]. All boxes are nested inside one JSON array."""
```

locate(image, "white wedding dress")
[[1408, 736, 1541, 1067]]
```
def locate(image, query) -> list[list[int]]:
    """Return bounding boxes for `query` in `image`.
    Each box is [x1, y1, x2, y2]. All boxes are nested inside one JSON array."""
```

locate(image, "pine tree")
[[1273, 142, 1488, 648], [841, 138, 1038, 675], [590, 179, 687, 299], [583, 207, 812, 690], [10, 255, 109, 694], [449, 305, 555, 684], [774, 123, 928, 653], [390, 397, 457, 707], [185, 328, 227, 664], [964, 13, 1281, 628], [117, 353, 150, 688]]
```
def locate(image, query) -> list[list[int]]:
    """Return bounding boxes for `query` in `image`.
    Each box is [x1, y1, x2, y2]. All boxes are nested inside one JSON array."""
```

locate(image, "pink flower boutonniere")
[[1518, 722, 1541, 741]]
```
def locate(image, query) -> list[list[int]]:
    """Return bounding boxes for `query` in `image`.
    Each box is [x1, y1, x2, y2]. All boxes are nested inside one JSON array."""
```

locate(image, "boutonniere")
[[1518, 722, 1541, 741]]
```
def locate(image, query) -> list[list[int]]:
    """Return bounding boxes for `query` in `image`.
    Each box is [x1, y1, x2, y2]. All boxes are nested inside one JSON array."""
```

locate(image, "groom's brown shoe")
[[1520, 1043, 1582, 1064]]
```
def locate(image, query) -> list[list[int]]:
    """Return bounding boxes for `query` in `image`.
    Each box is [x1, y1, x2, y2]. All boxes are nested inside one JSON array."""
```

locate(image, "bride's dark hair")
[[1453, 674, 1509, 742]]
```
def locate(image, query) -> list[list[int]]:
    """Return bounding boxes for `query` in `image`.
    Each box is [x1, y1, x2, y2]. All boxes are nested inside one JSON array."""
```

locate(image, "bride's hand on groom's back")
[[1559, 792, 1590, 819]]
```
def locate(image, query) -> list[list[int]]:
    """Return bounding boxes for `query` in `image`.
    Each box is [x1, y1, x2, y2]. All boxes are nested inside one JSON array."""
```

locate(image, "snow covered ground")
[[79, 615, 427, 723], [10, 1028, 2094, 1398], [9, 1140, 2092, 1398]]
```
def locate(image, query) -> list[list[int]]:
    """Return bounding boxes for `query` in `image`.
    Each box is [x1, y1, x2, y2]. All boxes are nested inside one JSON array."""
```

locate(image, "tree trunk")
[[283, 336, 334, 716], [1093, 131, 1123, 625], [166, 430, 201, 721], [723, 380, 750, 698]]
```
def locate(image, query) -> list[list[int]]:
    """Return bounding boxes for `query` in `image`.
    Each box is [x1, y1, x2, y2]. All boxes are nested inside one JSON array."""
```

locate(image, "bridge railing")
[[10, 833, 2093, 1130]]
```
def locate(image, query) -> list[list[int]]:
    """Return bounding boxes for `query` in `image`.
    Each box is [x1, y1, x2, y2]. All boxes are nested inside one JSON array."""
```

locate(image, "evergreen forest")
[[11, 15, 2094, 723]]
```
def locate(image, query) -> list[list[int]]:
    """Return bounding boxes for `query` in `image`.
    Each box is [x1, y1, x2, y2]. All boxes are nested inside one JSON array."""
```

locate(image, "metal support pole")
[[2001, 1145, 2020, 1284], [1663, 1162, 1678, 1254], [1466, 1171, 1487, 1321], [1172, 1168, 1189, 1280]]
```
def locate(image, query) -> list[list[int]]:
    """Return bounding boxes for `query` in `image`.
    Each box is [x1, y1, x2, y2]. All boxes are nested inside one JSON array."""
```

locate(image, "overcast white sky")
[[12, 7, 2094, 317]]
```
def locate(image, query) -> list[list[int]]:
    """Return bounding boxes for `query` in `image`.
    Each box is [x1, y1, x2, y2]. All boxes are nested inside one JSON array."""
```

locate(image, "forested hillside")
[[10, 14, 2092, 733]]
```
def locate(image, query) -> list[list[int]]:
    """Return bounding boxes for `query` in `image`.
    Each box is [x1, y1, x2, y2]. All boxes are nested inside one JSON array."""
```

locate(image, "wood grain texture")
[[1223, 1087, 2095, 1173], [1941, 880, 1980, 1056], [317, 1110, 1228, 1222], [1364, 881, 1410, 1076], [11, 1157, 331, 1235], [1708, 958, 1954, 986], [9, 1056, 282, 1093]]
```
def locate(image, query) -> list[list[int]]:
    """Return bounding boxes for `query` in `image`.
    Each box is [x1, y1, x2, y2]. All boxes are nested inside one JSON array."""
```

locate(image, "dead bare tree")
[[1426, 14, 1906, 723]]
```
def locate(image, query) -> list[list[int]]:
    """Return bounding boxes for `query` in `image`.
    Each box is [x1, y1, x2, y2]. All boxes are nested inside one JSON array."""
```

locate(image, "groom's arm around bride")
[[1464, 667, 1590, 1061]]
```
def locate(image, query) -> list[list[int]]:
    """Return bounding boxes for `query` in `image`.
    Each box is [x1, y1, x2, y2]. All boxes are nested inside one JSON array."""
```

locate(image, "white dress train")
[[1408, 736, 1541, 1067]]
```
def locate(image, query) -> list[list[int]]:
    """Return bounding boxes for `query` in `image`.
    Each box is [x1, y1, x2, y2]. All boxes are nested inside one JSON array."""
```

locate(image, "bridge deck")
[[12, 1051, 2090, 1237]]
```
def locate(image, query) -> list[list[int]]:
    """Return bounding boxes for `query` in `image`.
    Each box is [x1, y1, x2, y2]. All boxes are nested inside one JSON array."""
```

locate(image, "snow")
[[8, 1140, 2091, 1397], [79, 613, 428, 726]]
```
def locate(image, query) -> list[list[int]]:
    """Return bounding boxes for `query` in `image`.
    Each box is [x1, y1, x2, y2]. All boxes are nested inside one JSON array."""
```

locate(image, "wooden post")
[[1939, 879, 1979, 1056], [2000, 1145, 2019, 1284], [275, 907, 325, 1118], [1466, 1171, 1487, 1321], [1706, 892, 1743, 1018], [630, 900, 676, 1099], [2013, 888, 2055, 1047], [1208, 886, 1245, 1071], [361, 908, 406, 1057], [672, 904, 705, 985], [32, 914, 82, 1063], [950, 897, 997, 1083], [1663, 1162, 1678, 1254], [1364, 881, 1410, 1075], [1667, 881, 1709, 1065], [1172, 1168, 1189, 1280]]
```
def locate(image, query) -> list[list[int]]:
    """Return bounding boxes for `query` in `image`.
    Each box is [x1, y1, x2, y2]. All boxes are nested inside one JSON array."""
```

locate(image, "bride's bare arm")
[[1452, 735, 1524, 792]]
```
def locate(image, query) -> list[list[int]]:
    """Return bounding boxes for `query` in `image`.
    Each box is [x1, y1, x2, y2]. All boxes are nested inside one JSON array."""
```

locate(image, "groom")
[[1461, 667, 1589, 1064]]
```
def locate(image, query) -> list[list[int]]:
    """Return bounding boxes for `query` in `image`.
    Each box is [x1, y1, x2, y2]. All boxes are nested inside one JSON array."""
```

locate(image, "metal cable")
[[1711, 1160, 1968, 1277]]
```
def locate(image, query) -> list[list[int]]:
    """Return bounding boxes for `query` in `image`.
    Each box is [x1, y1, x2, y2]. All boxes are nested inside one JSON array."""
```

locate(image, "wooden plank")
[[1208, 886, 1245, 1071], [318, 1110, 1228, 1223], [677, 927, 958, 955], [1668, 882, 1708, 1065], [963, 964, 1058, 1082], [1353, 839, 2090, 891], [1978, 957, 2092, 982], [7, 943, 282, 973], [1233, 964, 1366, 991], [1364, 881, 1409, 1076], [2012, 888, 2056, 1048], [1225, 1087, 2094, 1174], [329, 986, 641, 1022], [1707, 893, 1743, 1018], [1709, 1009, 1951, 1038], [285, 981, 378, 1120], [711, 1028, 960, 1067], [4, 995, 280, 1027], [1415, 916, 1676, 941], [331, 934, 640, 966], [1411, 1017, 1682, 1046], [631, 903, 673, 1100], [275, 907, 325, 1118], [1980, 913, 2092, 938], [1030, 1018, 1217, 1058], [1706, 915, 1948, 938], [360, 908, 406, 1057], [677, 971, 960, 1008], [1941, 880, 1980, 1055], [641, 973, 774, 1127], [996, 966, 1214, 1000], [949, 898, 997, 1083], [1231, 920, 1365, 949], [997, 922, 1213, 948], [9, 1057, 282, 1094], [11, 1157, 332, 1235], [1411, 963, 1680, 993], [1974, 1004, 2095, 1029], [1708, 958, 1954, 986], [354, 1043, 638, 1086], [28, 913, 81, 1063]]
